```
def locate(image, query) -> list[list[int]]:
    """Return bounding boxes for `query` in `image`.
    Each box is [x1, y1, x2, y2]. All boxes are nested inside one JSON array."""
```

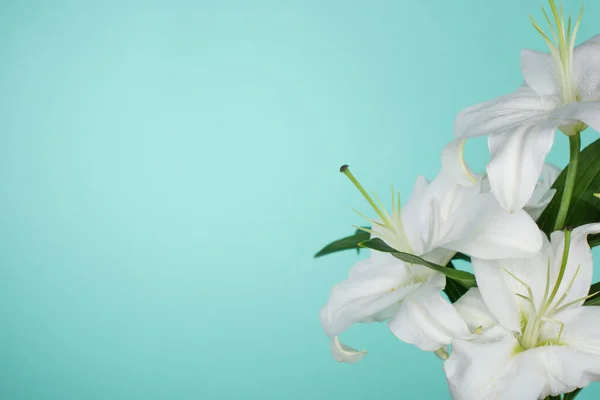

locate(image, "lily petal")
[[552, 306, 600, 357], [524, 163, 561, 220], [320, 258, 414, 337], [401, 175, 430, 254], [487, 120, 558, 212], [573, 34, 600, 101], [528, 308, 600, 397], [552, 101, 600, 133], [439, 193, 543, 259], [453, 288, 500, 337], [445, 333, 547, 400], [388, 274, 472, 351], [472, 234, 552, 332], [455, 84, 555, 139], [330, 337, 367, 364], [521, 49, 560, 97], [536, 346, 600, 397], [441, 139, 479, 187]]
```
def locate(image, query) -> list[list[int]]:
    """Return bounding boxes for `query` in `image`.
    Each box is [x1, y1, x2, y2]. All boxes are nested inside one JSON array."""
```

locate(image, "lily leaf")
[[563, 388, 582, 400], [585, 281, 600, 306], [588, 234, 600, 248], [314, 226, 473, 262], [358, 238, 477, 288], [444, 262, 469, 303], [537, 138, 600, 235], [314, 228, 370, 258]]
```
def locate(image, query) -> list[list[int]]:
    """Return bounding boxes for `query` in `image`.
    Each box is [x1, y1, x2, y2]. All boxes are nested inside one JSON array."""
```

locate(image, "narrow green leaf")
[[444, 262, 469, 303], [358, 238, 477, 288], [314, 229, 370, 258], [538, 138, 600, 235], [585, 281, 600, 306], [588, 234, 600, 248], [563, 388, 582, 400]]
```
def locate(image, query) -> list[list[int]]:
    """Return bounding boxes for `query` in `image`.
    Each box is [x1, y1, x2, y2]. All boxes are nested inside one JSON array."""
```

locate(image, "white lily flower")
[[320, 142, 542, 362], [444, 224, 600, 399], [455, 2, 600, 212]]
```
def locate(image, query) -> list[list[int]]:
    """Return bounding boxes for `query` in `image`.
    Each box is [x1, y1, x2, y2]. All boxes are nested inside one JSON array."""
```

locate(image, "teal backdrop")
[[0, 0, 599, 399]]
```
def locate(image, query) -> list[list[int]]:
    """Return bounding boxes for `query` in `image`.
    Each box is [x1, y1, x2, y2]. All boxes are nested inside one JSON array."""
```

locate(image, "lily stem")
[[553, 132, 581, 231]]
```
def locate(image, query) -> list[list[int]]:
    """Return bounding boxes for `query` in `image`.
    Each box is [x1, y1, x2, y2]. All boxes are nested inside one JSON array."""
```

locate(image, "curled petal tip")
[[331, 337, 367, 364]]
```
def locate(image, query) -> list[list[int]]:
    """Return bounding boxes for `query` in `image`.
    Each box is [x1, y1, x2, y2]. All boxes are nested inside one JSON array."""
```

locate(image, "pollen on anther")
[[340, 165, 349, 173]]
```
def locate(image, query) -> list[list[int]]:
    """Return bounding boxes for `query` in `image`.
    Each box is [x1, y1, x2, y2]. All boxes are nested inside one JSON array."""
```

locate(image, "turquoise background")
[[0, 0, 599, 398]]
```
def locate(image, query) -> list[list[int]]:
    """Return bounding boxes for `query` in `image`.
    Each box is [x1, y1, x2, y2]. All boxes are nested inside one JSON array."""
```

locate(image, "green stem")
[[553, 133, 581, 231]]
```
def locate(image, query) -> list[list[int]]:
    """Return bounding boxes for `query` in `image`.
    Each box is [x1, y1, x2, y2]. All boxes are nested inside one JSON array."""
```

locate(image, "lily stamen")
[[505, 229, 579, 349], [341, 165, 414, 254], [530, 0, 585, 104]]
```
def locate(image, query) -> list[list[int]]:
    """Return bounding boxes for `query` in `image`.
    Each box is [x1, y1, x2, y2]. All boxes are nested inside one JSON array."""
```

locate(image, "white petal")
[[320, 257, 415, 337], [445, 334, 547, 400], [455, 84, 555, 139], [541, 162, 561, 185], [387, 277, 472, 351], [418, 172, 480, 256], [472, 235, 553, 332], [551, 101, 600, 133], [573, 34, 600, 101], [400, 175, 430, 253], [553, 306, 600, 357], [525, 163, 561, 220], [487, 120, 558, 212], [521, 314, 600, 399], [439, 193, 543, 259], [453, 288, 499, 336], [440, 139, 480, 187], [329, 337, 367, 364], [547, 223, 600, 308], [521, 49, 560, 96], [534, 346, 600, 397], [472, 259, 521, 333]]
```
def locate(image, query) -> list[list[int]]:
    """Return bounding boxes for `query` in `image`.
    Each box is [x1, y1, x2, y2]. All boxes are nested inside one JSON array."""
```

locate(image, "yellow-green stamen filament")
[[506, 229, 574, 349], [530, 1, 584, 104]]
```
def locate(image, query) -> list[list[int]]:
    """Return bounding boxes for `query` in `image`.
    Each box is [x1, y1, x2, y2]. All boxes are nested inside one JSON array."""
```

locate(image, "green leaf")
[[358, 238, 477, 288], [588, 234, 600, 248], [444, 262, 469, 303], [314, 228, 370, 258], [585, 281, 600, 306], [537, 138, 600, 235], [563, 388, 582, 400]]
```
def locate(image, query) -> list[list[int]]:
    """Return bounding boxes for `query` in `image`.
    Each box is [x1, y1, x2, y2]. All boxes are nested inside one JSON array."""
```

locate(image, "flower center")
[[505, 230, 596, 350], [530, 0, 583, 104], [340, 165, 414, 254], [530, 0, 584, 104]]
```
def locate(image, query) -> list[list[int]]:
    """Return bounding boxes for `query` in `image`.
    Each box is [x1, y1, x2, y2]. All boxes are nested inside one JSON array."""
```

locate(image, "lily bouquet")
[[315, 2, 600, 399]]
